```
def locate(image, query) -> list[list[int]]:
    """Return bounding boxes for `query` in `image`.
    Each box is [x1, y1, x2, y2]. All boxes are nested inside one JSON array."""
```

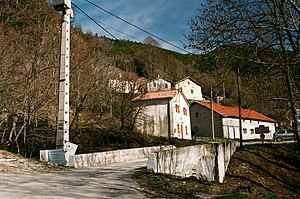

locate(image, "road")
[[0, 159, 148, 199]]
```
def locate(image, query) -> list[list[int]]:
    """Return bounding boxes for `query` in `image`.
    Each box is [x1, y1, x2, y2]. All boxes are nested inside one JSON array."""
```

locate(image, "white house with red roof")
[[133, 90, 191, 140], [175, 76, 203, 101], [190, 102, 276, 140]]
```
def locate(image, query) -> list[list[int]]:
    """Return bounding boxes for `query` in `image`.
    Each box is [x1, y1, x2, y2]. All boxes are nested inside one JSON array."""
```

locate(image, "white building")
[[175, 76, 203, 101], [147, 77, 172, 92], [190, 102, 276, 140], [133, 90, 191, 140]]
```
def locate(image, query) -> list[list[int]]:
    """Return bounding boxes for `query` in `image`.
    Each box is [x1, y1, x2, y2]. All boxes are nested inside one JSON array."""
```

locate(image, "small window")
[[188, 82, 190, 85], [195, 112, 198, 118], [181, 125, 183, 136], [191, 89, 194, 94], [175, 104, 180, 113], [183, 108, 187, 116], [243, 128, 247, 134], [165, 83, 168, 88], [185, 126, 188, 135], [250, 129, 254, 134], [177, 124, 180, 135], [153, 82, 156, 87]]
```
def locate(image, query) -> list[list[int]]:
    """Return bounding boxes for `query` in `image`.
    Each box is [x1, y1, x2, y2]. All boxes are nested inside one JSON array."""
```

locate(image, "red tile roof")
[[194, 102, 275, 122], [133, 90, 179, 101]]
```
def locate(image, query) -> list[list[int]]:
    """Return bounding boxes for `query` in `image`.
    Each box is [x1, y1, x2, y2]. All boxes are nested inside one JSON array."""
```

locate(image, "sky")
[[71, 0, 203, 54]]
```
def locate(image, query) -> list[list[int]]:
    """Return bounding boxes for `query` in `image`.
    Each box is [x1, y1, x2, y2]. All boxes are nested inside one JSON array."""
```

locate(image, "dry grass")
[[132, 143, 300, 198], [0, 150, 67, 174]]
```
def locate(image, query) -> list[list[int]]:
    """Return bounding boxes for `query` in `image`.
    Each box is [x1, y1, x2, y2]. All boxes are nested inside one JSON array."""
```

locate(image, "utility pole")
[[210, 84, 215, 140], [50, 0, 73, 165], [237, 67, 243, 147]]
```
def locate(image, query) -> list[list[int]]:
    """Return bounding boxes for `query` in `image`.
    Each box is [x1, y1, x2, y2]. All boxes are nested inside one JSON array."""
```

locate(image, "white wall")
[[74, 145, 175, 168], [147, 142, 238, 183], [222, 118, 275, 140], [147, 78, 172, 92], [175, 78, 203, 101], [135, 100, 169, 137], [170, 93, 192, 140]]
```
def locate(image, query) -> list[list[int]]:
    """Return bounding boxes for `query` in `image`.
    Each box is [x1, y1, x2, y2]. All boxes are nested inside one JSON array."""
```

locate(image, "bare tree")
[[186, 0, 300, 143]]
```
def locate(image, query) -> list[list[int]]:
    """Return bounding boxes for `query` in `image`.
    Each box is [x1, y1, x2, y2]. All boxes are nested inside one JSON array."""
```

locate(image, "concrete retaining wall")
[[147, 142, 237, 183], [74, 145, 175, 168]]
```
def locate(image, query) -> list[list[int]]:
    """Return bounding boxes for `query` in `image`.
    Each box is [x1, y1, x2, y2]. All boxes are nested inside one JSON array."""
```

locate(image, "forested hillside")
[[0, 0, 297, 157]]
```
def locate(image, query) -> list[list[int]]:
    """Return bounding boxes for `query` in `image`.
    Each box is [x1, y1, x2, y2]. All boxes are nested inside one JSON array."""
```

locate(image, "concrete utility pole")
[[49, 0, 72, 165], [237, 67, 243, 147], [210, 85, 215, 140]]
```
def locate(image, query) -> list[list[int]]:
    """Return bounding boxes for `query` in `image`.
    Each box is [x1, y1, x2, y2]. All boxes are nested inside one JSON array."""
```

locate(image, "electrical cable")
[[75, 9, 141, 41], [72, 2, 174, 77], [82, 0, 192, 54]]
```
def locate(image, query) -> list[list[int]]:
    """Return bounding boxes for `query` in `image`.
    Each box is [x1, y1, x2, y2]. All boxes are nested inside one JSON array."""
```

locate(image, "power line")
[[72, 3, 117, 39], [75, 9, 141, 41], [82, 0, 192, 54], [72, 2, 174, 77]]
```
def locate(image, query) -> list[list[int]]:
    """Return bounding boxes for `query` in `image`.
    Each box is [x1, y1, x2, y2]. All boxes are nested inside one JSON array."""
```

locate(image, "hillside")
[[0, 0, 298, 158], [132, 143, 300, 198]]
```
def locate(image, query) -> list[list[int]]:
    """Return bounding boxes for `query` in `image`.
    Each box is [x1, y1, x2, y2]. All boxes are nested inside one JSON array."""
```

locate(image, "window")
[[243, 128, 247, 134], [165, 83, 168, 88], [188, 82, 190, 85], [250, 129, 254, 134], [183, 108, 187, 116], [195, 112, 198, 118], [185, 126, 188, 135], [191, 89, 194, 94], [175, 104, 180, 113], [177, 124, 180, 135], [153, 82, 156, 87], [181, 124, 183, 137]]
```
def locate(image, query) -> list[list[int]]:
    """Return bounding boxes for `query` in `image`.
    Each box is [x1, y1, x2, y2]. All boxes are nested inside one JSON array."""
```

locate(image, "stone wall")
[[147, 142, 237, 183], [190, 104, 224, 137], [74, 145, 175, 168]]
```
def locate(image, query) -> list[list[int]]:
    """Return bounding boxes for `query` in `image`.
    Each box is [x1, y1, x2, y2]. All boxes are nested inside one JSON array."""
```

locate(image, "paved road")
[[0, 159, 148, 199]]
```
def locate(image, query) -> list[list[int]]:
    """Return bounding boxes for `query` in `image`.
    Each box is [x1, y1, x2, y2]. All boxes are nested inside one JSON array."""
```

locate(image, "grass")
[[132, 143, 300, 199]]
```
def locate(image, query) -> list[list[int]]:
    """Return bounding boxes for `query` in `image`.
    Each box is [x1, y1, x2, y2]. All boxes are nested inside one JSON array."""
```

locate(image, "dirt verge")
[[0, 150, 67, 174]]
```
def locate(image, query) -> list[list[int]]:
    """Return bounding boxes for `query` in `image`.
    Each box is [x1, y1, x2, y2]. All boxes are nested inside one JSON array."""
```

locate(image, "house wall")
[[135, 100, 169, 137], [175, 79, 203, 101], [223, 118, 275, 140], [170, 93, 192, 140], [190, 104, 224, 138], [147, 78, 172, 92], [190, 104, 276, 140]]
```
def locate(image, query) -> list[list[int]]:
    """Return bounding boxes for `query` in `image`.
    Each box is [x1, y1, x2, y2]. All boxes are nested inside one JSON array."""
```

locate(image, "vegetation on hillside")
[[0, 0, 299, 158]]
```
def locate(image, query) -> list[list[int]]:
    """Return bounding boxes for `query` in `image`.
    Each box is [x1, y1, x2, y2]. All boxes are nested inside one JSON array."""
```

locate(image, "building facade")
[[175, 76, 203, 101], [147, 77, 172, 92], [190, 102, 276, 140], [134, 90, 191, 140]]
